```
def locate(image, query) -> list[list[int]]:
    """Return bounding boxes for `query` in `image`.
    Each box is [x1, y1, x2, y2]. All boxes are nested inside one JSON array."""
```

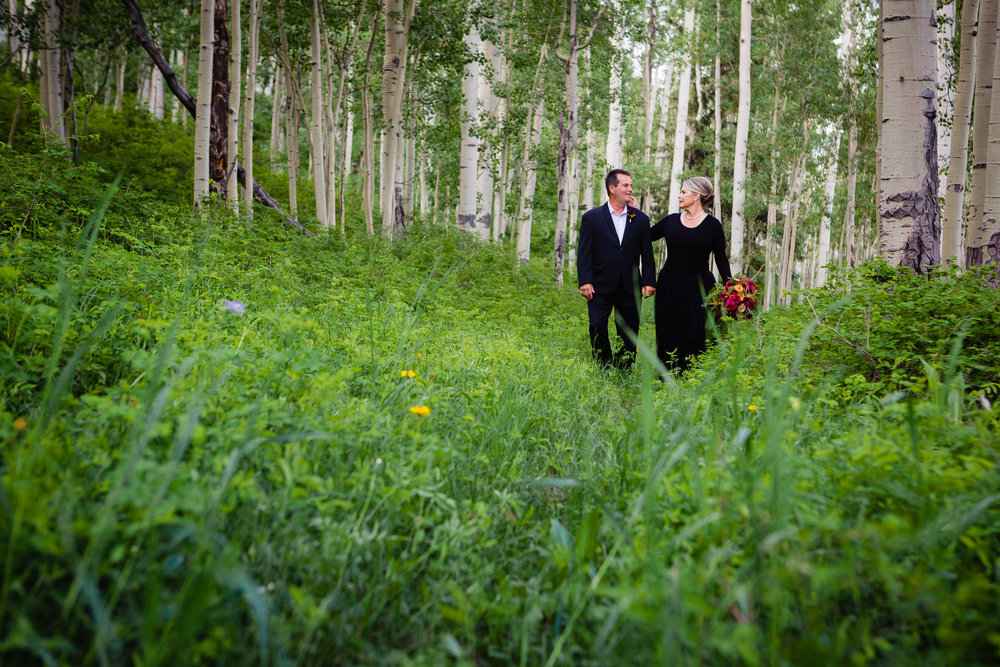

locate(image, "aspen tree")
[[605, 0, 623, 169], [516, 41, 549, 262], [381, 0, 416, 237], [972, 0, 1000, 268], [270, 66, 284, 172], [553, 0, 607, 284], [208, 0, 231, 194], [227, 0, 241, 208], [242, 0, 261, 218], [494, 29, 513, 239], [458, 22, 482, 237], [668, 7, 695, 212], [816, 133, 839, 286], [309, 0, 328, 227], [730, 0, 752, 275], [477, 38, 500, 239], [194, 0, 214, 205], [878, 0, 940, 271], [712, 0, 721, 220], [641, 0, 657, 165], [654, 62, 674, 170], [841, 0, 859, 267], [942, 0, 979, 265], [39, 0, 65, 141], [937, 0, 956, 193], [361, 9, 379, 236]]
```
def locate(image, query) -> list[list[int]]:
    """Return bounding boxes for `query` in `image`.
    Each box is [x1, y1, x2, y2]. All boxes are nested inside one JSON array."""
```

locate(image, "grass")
[[0, 149, 999, 666]]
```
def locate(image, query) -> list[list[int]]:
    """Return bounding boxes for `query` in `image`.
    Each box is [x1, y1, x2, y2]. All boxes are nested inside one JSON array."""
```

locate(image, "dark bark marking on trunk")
[[885, 93, 940, 273], [209, 0, 230, 193]]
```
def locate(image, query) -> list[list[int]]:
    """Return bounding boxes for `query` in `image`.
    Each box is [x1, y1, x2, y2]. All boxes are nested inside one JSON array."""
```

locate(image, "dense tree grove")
[[0, 0, 907, 294]]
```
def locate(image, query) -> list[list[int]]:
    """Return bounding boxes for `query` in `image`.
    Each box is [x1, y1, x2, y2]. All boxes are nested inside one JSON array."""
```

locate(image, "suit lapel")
[[620, 206, 633, 246], [601, 203, 618, 244]]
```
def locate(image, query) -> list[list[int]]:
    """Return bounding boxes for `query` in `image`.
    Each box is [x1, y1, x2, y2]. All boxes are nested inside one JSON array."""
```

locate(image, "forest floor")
[[1, 149, 999, 665]]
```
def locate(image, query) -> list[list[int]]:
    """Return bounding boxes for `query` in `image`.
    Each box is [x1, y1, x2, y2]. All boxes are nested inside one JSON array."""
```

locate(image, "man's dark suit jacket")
[[577, 203, 655, 293]]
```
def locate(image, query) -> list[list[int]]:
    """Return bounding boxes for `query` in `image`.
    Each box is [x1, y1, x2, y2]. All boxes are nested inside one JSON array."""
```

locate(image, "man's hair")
[[605, 169, 631, 196]]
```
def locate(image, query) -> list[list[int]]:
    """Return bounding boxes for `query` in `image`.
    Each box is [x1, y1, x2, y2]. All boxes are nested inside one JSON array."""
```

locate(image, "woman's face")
[[678, 186, 701, 211]]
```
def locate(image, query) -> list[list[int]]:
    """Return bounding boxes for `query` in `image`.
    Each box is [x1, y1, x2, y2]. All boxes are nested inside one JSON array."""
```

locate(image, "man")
[[577, 169, 656, 368]]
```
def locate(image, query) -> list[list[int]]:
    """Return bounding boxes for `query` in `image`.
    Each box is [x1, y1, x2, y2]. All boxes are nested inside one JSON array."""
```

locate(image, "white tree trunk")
[[459, 23, 482, 236], [942, 0, 979, 265], [816, 133, 839, 286], [605, 0, 623, 170], [381, 0, 414, 237], [478, 38, 499, 239], [668, 7, 696, 212], [114, 55, 125, 112], [878, 0, 940, 271], [419, 149, 428, 218], [654, 62, 674, 170], [713, 0, 721, 220], [937, 0, 957, 194], [242, 0, 261, 218], [841, 0, 859, 268], [642, 0, 658, 164], [405, 128, 415, 219], [972, 1, 1000, 268], [362, 79, 375, 235], [194, 0, 214, 205], [39, 0, 65, 140], [270, 65, 284, 172], [287, 104, 300, 216], [150, 64, 165, 119], [730, 0, 752, 275], [554, 0, 591, 284], [517, 99, 544, 264], [227, 0, 241, 208], [309, 0, 328, 227]]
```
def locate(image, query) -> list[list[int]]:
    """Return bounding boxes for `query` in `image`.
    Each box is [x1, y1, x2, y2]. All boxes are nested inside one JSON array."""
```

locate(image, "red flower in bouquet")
[[707, 276, 759, 321]]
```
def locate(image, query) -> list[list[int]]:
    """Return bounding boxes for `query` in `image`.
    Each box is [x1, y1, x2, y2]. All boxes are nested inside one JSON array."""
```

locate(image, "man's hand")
[[580, 283, 595, 300], [642, 285, 655, 298]]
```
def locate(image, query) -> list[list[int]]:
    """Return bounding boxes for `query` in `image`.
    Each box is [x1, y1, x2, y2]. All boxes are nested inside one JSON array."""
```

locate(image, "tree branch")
[[119, 0, 314, 237]]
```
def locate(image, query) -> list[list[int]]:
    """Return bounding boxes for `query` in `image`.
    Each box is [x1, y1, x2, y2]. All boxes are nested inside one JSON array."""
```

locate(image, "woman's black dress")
[[650, 213, 732, 373]]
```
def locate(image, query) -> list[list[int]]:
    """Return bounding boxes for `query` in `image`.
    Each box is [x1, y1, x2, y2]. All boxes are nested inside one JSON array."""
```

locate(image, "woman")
[[650, 177, 731, 374]]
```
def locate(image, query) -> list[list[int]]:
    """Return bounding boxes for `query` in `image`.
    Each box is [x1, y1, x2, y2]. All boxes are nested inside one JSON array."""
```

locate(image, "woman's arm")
[[712, 219, 733, 282], [649, 214, 671, 242]]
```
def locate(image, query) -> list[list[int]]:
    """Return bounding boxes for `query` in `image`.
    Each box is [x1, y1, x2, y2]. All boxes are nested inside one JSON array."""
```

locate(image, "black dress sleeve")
[[650, 214, 670, 242], [711, 218, 733, 282]]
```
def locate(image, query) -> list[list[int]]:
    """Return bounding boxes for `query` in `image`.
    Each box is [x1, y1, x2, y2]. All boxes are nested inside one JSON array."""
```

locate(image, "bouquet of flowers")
[[707, 276, 758, 321]]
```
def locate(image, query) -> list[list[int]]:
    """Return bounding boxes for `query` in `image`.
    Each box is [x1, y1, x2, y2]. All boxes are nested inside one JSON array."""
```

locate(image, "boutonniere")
[[627, 210, 635, 224]]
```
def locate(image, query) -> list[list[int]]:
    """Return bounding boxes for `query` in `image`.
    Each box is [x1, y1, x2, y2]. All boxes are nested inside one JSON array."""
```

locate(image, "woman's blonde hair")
[[683, 176, 714, 210]]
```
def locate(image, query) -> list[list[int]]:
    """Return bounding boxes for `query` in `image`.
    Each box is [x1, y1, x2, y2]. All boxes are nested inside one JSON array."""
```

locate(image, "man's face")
[[609, 175, 633, 205]]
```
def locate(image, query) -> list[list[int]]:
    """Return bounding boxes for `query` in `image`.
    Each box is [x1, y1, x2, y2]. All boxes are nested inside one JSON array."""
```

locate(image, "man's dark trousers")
[[587, 283, 640, 368]]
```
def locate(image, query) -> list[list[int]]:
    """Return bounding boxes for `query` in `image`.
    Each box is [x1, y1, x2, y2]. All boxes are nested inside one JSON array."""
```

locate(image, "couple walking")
[[577, 169, 732, 375]]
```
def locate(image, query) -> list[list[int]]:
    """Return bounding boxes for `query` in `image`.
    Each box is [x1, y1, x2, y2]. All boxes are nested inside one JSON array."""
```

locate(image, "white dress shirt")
[[607, 201, 627, 245]]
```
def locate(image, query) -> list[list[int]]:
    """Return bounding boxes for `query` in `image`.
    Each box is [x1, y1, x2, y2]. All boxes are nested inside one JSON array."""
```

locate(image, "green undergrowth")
[[0, 151, 998, 666]]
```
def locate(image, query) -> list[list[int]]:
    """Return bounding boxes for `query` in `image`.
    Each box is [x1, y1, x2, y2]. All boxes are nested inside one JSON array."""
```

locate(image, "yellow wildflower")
[[13, 417, 27, 431], [407, 370, 416, 378], [409, 405, 431, 417], [400, 370, 408, 377], [747, 404, 757, 411]]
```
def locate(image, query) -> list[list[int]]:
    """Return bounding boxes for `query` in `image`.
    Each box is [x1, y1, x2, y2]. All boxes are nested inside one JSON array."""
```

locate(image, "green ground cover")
[[1, 145, 999, 666]]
